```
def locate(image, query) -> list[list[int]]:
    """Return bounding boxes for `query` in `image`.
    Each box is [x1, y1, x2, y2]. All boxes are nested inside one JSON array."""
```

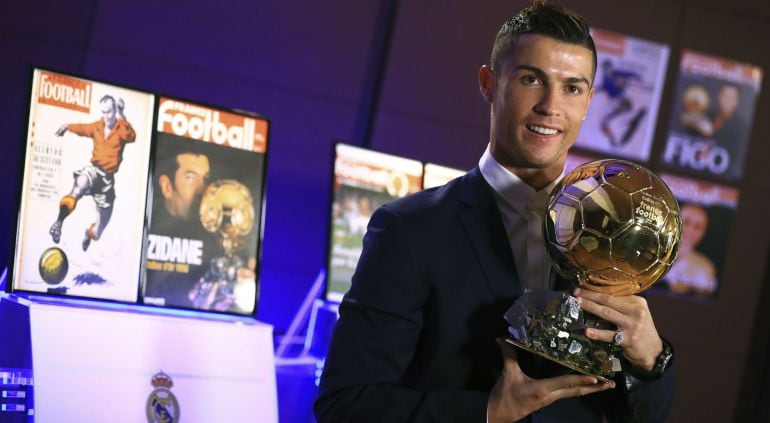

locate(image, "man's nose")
[[533, 88, 562, 116]]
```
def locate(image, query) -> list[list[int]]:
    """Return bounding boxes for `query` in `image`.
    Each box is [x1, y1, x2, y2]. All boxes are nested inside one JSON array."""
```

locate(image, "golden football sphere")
[[544, 160, 682, 295], [199, 179, 255, 237], [39, 246, 68, 285]]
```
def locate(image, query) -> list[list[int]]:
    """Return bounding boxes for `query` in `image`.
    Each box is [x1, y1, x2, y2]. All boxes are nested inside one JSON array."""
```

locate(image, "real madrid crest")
[[146, 371, 180, 423]]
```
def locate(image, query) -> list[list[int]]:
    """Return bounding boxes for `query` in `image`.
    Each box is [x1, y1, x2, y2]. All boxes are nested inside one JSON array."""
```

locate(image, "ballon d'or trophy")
[[190, 179, 255, 312], [504, 159, 682, 381]]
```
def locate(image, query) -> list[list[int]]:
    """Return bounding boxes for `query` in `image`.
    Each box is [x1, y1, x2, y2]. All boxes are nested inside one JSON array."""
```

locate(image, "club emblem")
[[146, 371, 180, 423]]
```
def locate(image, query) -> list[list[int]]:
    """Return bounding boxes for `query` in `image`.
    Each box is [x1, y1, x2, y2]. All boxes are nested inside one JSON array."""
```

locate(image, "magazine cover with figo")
[[142, 97, 268, 315], [12, 69, 154, 302], [661, 50, 762, 181]]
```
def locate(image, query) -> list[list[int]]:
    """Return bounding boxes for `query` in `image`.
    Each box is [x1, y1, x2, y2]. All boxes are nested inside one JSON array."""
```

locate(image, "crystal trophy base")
[[504, 291, 622, 383]]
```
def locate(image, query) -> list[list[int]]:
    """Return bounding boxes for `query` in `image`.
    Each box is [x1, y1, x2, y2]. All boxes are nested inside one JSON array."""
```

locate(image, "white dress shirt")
[[478, 146, 563, 292]]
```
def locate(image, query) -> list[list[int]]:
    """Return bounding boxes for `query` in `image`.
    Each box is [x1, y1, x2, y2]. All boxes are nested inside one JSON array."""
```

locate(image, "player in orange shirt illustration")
[[50, 94, 136, 251]]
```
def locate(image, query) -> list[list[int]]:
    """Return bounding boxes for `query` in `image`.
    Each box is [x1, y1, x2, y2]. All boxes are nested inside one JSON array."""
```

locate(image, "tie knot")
[[532, 192, 549, 215]]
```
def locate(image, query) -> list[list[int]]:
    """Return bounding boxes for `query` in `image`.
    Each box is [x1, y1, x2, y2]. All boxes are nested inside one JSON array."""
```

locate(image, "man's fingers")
[[496, 338, 523, 374], [55, 124, 68, 136], [541, 374, 615, 402], [574, 287, 636, 312], [488, 346, 617, 420], [540, 374, 599, 390], [497, 338, 517, 358], [584, 327, 617, 344], [497, 338, 518, 360], [585, 284, 636, 296], [578, 296, 626, 326], [574, 288, 646, 326], [551, 380, 615, 401]]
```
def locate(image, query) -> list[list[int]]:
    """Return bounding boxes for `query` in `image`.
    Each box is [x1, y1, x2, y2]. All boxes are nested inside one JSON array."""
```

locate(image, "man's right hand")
[[487, 338, 615, 422], [55, 124, 68, 136]]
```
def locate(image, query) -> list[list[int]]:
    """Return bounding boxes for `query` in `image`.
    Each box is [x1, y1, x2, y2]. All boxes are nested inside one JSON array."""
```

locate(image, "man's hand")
[[487, 338, 615, 422], [55, 124, 68, 136], [573, 288, 663, 372]]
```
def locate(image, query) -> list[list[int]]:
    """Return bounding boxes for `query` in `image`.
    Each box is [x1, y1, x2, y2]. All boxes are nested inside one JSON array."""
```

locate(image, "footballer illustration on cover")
[[575, 28, 669, 162], [142, 97, 268, 315], [13, 69, 154, 302]]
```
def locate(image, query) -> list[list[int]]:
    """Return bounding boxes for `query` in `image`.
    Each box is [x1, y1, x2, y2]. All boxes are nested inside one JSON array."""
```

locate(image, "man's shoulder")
[[116, 117, 134, 128], [381, 168, 482, 219]]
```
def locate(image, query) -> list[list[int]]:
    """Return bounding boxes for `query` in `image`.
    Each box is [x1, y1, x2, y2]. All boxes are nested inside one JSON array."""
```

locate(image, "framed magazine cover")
[[651, 173, 739, 300], [324, 142, 423, 302], [660, 50, 762, 182], [141, 96, 270, 315], [422, 162, 465, 189], [574, 28, 670, 162], [9, 68, 154, 302]]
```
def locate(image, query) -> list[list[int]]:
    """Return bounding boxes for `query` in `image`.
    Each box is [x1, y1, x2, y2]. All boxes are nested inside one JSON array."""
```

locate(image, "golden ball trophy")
[[505, 159, 682, 381], [189, 179, 255, 312]]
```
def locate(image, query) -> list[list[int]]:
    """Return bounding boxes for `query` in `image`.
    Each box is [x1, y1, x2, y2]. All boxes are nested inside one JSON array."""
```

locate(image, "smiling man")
[[479, 33, 594, 190], [315, 2, 675, 422]]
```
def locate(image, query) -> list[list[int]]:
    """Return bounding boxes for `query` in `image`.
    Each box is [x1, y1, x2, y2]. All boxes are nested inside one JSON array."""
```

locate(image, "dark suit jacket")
[[315, 168, 675, 422]]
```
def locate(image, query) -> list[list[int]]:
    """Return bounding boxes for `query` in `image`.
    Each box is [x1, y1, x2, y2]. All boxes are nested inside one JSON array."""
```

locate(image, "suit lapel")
[[458, 169, 572, 378], [456, 168, 522, 300]]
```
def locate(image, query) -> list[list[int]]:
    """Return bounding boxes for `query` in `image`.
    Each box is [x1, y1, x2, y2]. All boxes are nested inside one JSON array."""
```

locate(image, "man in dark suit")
[[315, 1, 675, 421]]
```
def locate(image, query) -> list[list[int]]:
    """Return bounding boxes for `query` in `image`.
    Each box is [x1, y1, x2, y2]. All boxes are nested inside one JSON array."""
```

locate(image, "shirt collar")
[[478, 145, 564, 215]]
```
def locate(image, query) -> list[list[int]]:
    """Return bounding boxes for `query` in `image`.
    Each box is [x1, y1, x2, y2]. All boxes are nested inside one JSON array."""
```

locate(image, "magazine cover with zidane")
[[142, 97, 269, 315]]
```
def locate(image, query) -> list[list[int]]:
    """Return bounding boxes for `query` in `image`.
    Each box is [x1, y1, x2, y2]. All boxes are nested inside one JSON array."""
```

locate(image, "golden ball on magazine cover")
[[38, 246, 69, 285], [199, 179, 255, 255]]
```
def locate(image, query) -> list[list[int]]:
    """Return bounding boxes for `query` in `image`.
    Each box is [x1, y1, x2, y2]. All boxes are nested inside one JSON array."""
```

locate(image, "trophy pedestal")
[[0, 292, 278, 422], [504, 291, 622, 383]]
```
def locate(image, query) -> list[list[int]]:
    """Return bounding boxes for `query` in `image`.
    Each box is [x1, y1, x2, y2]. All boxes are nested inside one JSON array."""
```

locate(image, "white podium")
[[1, 294, 278, 422]]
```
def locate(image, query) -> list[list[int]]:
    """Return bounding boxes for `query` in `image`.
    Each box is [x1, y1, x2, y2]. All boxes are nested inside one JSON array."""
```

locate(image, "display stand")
[[0, 272, 278, 422], [275, 269, 339, 364]]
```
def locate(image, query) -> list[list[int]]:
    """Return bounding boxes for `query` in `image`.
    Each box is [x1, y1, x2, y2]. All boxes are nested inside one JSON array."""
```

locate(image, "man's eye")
[[566, 86, 582, 95], [522, 75, 539, 85]]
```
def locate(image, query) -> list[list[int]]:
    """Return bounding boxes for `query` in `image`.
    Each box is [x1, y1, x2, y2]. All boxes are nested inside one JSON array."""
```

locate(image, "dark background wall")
[[3, 1, 770, 421]]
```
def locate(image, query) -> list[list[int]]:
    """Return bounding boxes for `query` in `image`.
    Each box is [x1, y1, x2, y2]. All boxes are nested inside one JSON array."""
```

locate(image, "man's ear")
[[478, 65, 496, 103], [159, 174, 173, 199], [584, 86, 596, 120]]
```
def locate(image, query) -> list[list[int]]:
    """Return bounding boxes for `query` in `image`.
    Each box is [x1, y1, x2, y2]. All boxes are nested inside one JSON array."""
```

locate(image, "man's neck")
[[164, 201, 190, 221], [503, 165, 561, 191]]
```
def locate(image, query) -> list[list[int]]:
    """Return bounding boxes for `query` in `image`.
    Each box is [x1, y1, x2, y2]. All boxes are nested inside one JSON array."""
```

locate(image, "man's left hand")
[[573, 288, 663, 372]]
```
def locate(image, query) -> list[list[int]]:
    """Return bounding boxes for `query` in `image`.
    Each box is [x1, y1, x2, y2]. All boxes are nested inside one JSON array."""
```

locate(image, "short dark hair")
[[490, 0, 597, 82], [99, 94, 115, 105], [155, 137, 207, 187]]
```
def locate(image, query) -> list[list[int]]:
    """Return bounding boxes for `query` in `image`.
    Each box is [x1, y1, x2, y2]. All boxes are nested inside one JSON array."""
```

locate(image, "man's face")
[[718, 85, 740, 116], [167, 153, 210, 220], [484, 34, 594, 176], [681, 204, 708, 252], [101, 99, 117, 128]]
